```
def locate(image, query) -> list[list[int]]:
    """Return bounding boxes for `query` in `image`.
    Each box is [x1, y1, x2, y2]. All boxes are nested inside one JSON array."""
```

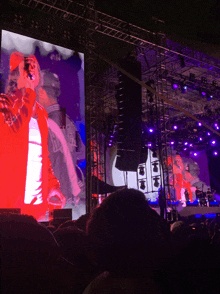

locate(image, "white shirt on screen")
[[24, 117, 43, 204]]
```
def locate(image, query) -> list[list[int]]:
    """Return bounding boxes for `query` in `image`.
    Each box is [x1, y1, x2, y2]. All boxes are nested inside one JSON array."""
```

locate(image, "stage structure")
[[2, 0, 220, 216]]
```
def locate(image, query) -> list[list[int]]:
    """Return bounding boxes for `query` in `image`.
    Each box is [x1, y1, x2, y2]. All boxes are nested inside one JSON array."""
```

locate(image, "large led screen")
[[165, 150, 210, 202], [0, 30, 85, 221], [110, 147, 211, 203]]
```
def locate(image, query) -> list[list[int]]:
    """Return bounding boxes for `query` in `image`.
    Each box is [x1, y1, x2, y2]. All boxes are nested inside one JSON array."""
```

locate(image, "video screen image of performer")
[[166, 154, 194, 202], [37, 69, 85, 211], [0, 52, 65, 221], [165, 150, 211, 204]]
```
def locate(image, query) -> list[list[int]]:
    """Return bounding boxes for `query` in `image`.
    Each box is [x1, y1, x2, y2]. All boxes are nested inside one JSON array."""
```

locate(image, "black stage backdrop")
[[207, 150, 220, 195]]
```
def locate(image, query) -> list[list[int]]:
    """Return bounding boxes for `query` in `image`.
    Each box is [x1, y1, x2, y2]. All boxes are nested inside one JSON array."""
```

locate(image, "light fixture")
[[201, 77, 207, 84], [172, 80, 179, 89], [207, 92, 213, 101], [181, 82, 187, 93], [140, 180, 146, 190], [139, 166, 145, 176], [214, 123, 219, 130], [153, 177, 160, 188], [200, 90, 206, 97], [152, 162, 159, 173]]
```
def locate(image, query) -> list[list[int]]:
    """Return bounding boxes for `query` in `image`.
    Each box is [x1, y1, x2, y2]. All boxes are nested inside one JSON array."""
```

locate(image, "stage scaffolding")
[[4, 0, 220, 215]]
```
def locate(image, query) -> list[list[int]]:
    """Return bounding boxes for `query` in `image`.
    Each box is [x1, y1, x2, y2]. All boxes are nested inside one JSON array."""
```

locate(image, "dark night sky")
[[95, 0, 220, 47]]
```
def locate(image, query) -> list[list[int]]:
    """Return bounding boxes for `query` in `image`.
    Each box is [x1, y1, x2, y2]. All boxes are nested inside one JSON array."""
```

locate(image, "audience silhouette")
[[1, 188, 220, 293]]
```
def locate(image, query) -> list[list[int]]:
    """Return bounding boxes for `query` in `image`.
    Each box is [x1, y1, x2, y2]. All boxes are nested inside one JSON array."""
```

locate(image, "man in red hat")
[[0, 52, 65, 221]]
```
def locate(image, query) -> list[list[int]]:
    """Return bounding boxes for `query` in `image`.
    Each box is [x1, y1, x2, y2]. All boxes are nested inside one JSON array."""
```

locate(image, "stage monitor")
[[0, 29, 85, 221]]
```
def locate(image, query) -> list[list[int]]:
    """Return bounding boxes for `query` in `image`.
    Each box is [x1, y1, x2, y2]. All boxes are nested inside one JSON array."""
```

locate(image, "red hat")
[[10, 52, 39, 72], [10, 51, 24, 72]]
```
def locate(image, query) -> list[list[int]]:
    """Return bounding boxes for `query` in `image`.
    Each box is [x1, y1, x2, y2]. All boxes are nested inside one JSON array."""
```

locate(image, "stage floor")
[[151, 202, 220, 218]]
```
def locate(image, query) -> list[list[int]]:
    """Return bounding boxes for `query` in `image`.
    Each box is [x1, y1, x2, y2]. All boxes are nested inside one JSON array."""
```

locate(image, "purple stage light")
[[214, 151, 218, 156], [211, 140, 216, 145], [172, 83, 178, 89], [193, 152, 198, 157], [147, 143, 152, 147], [214, 123, 218, 127], [198, 122, 202, 127], [149, 128, 154, 133], [207, 132, 211, 136], [183, 148, 187, 151], [199, 137, 203, 141], [173, 125, 178, 130], [201, 91, 206, 96], [184, 142, 188, 146], [189, 143, 193, 147], [170, 141, 175, 145]]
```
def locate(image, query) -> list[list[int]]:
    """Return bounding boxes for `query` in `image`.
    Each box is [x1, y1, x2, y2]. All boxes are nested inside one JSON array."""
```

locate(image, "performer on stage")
[[195, 186, 202, 199], [0, 52, 65, 221], [184, 188, 189, 204], [195, 186, 206, 206], [206, 188, 214, 207], [37, 69, 85, 206], [158, 188, 166, 219], [166, 154, 193, 202]]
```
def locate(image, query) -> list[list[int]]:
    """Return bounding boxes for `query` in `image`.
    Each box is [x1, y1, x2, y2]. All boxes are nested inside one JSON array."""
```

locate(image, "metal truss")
[[83, 1, 107, 213], [10, 0, 220, 73]]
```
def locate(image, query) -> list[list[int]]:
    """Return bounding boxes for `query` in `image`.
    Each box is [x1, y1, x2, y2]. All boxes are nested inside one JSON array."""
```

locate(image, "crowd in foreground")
[[1, 188, 220, 294]]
